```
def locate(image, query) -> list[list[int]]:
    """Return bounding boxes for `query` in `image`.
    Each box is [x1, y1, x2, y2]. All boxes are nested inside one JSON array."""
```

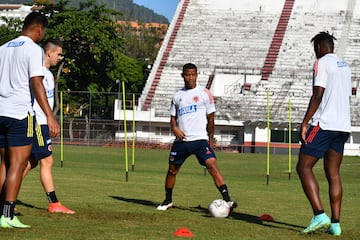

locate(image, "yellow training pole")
[[266, 90, 270, 185], [60, 91, 64, 168], [288, 99, 292, 180], [122, 81, 129, 182], [132, 93, 135, 172]]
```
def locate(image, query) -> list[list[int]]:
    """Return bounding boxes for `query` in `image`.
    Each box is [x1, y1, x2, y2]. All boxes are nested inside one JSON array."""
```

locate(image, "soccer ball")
[[208, 199, 230, 218]]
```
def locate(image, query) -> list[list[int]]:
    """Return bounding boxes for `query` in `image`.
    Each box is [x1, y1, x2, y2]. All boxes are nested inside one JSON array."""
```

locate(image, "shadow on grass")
[[16, 199, 43, 210], [14, 199, 44, 216], [231, 211, 304, 232], [110, 196, 304, 232], [111, 196, 158, 207], [110, 196, 209, 214]]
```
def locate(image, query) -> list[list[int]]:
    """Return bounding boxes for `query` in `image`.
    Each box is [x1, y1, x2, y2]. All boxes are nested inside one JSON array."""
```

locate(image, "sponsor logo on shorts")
[[169, 152, 177, 161], [205, 147, 212, 155]]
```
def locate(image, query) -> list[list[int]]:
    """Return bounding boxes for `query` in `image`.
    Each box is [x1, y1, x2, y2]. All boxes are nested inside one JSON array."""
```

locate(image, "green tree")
[[39, 0, 145, 121], [120, 22, 166, 63], [43, 0, 143, 94], [0, 17, 22, 44], [0, 0, 165, 119], [118, 21, 167, 87]]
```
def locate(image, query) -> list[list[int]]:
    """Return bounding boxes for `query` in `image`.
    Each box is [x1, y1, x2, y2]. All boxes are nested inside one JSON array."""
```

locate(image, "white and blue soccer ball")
[[208, 199, 230, 218]]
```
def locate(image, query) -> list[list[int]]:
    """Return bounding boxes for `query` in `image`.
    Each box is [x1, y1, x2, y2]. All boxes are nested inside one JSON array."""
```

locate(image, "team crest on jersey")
[[193, 96, 199, 103]]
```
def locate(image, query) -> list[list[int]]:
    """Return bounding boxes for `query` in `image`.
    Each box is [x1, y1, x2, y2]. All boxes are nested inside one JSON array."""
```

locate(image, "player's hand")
[[173, 127, 186, 140], [47, 115, 60, 137], [209, 138, 216, 149], [300, 124, 308, 144]]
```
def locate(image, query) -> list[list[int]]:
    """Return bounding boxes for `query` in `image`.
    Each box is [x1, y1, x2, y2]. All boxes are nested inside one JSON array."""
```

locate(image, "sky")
[[133, 0, 179, 22]]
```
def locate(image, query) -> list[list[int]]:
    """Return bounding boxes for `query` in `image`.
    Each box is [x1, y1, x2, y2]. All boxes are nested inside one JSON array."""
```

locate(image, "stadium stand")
[[134, 0, 360, 155], [261, 0, 295, 81]]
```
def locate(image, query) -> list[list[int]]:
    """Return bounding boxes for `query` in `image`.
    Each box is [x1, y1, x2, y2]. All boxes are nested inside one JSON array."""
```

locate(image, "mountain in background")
[[0, 0, 170, 23]]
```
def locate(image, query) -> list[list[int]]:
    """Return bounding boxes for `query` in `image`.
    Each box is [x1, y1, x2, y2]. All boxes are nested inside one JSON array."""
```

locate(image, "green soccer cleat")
[[302, 213, 330, 234], [325, 223, 341, 236], [0, 215, 31, 229]]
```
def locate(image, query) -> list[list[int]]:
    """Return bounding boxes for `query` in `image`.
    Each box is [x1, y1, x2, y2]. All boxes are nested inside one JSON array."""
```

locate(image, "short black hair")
[[22, 11, 48, 30], [182, 63, 197, 72], [311, 31, 336, 48]]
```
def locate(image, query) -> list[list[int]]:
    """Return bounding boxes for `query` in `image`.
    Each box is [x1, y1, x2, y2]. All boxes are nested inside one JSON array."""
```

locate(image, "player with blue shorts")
[[32, 125, 52, 160], [297, 32, 352, 236], [23, 39, 75, 215], [0, 12, 59, 229], [157, 63, 237, 215]]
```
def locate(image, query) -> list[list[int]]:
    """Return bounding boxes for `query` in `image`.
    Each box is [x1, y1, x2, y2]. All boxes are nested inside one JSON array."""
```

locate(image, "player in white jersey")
[[0, 12, 59, 229], [297, 32, 351, 236], [157, 63, 237, 216], [22, 39, 75, 214]]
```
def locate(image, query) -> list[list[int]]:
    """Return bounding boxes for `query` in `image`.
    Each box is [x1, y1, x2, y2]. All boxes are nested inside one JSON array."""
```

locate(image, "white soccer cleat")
[[156, 201, 173, 211]]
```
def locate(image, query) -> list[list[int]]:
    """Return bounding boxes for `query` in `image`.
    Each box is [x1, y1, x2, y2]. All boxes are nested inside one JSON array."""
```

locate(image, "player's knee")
[[167, 169, 176, 177], [167, 166, 179, 176], [41, 157, 54, 167], [296, 163, 307, 177]]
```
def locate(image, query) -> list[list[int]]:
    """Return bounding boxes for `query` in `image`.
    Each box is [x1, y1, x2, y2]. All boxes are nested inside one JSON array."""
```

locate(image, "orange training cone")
[[259, 213, 274, 222], [173, 227, 194, 237]]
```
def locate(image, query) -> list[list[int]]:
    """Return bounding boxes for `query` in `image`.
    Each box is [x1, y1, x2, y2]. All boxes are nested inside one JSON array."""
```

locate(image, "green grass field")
[[1, 145, 359, 239]]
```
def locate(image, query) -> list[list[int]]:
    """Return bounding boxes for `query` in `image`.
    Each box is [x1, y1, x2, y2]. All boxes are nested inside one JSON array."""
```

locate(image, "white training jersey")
[[169, 85, 216, 141], [32, 67, 55, 125], [0, 36, 44, 119], [311, 53, 352, 132]]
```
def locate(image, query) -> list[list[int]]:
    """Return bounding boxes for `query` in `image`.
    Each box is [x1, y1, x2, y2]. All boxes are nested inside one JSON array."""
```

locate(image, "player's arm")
[[170, 115, 185, 140], [300, 86, 324, 144], [207, 112, 215, 148], [31, 76, 60, 137]]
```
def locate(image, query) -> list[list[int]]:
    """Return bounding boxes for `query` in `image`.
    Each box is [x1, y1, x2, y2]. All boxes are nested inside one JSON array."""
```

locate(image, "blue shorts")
[[31, 124, 52, 161], [300, 125, 350, 158], [0, 115, 34, 147], [168, 140, 216, 166]]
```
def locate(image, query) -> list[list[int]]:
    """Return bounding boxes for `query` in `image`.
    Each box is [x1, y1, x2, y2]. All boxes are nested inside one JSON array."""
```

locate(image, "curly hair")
[[311, 31, 336, 47]]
